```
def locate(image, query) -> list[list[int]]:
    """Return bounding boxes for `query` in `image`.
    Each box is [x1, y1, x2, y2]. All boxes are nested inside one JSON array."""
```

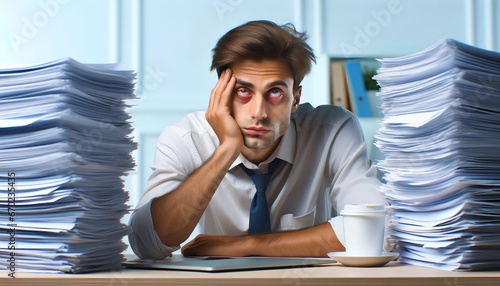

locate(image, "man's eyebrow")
[[235, 79, 289, 89], [235, 79, 254, 87], [265, 80, 289, 89]]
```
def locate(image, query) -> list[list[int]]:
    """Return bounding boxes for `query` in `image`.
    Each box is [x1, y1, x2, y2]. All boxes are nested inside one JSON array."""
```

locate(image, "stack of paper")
[[374, 39, 500, 271], [0, 58, 137, 274]]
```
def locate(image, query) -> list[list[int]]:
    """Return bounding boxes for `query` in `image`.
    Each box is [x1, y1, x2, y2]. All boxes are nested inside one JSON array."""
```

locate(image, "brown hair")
[[210, 20, 316, 91]]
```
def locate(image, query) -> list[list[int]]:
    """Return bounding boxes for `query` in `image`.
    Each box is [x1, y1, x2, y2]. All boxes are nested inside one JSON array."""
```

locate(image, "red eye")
[[236, 88, 252, 102], [267, 88, 283, 104]]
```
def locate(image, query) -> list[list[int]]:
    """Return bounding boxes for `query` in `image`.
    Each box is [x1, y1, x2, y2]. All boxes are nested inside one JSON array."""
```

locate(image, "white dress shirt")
[[129, 103, 385, 259]]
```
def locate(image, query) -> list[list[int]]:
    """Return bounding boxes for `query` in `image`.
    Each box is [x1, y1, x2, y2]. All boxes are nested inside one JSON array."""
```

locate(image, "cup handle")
[[331, 216, 345, 247]]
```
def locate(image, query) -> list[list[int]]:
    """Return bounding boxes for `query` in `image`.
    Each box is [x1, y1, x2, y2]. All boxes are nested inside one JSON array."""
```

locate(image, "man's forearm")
[[182, 222, 345, 257], [151, 143, 239, 247], [254, 222, 345, 257]]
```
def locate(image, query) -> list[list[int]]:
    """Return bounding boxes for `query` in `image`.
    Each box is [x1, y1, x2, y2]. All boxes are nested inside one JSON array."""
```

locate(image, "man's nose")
[[251, 95, 267, 120]]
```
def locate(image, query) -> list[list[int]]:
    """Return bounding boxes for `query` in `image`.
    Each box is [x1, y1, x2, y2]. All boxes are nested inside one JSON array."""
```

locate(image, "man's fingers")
[[209, 69, 232, 109], [221, 75, 236, 107]]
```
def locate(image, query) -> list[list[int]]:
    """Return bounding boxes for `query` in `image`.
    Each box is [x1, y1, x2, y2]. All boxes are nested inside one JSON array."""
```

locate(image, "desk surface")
[[3, 262, 500, 286]]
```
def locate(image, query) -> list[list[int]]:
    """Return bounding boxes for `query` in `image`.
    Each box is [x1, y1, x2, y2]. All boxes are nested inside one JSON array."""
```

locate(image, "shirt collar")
[[229, 120, 297, 171]]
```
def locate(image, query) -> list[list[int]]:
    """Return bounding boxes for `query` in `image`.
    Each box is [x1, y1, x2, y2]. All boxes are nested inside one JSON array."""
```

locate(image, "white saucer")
[[327, 252, 399, 267]]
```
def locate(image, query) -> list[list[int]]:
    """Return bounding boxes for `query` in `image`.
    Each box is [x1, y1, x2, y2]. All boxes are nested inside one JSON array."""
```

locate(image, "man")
[[129, 20, 385, 259]]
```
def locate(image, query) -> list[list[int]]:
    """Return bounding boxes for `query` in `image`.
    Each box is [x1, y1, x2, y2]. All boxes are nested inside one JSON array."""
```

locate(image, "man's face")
[[230, 59, 301, 162]]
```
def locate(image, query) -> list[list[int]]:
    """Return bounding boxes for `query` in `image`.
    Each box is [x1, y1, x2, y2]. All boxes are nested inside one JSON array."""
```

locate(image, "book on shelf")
[[344, 60, 372, 117], [329, 61, 350, 109], [329, 59, 378, 118]]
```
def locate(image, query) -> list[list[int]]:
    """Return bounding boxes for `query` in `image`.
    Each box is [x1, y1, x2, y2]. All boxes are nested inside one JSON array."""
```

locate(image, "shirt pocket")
[[279, 207, 316, 231]]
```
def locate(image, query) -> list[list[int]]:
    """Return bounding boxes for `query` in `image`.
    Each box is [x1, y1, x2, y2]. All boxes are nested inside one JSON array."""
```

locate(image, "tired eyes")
[[235, 88, 284, 103], [269, 88, 282, 98], [236, 88, 251, 99]]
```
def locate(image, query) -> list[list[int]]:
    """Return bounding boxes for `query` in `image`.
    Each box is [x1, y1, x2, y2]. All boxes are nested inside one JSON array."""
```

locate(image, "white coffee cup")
[[341, 204, 386, 256]]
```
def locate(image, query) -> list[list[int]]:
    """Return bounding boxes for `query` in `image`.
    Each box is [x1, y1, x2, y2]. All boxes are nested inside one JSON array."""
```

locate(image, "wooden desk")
[[3, 262, 500, 286]]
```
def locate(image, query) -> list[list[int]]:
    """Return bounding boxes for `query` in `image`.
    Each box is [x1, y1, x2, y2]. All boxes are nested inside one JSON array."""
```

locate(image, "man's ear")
[[291, 86, 302, 112]]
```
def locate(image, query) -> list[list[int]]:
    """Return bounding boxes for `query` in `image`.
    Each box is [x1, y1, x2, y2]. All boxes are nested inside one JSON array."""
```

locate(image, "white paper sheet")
[[0, 58, 136, 273], [374, 39, 500, 271]]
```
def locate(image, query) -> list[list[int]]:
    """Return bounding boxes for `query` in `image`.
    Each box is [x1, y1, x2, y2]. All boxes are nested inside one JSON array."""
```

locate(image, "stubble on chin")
[[243, 135, 267, 150]]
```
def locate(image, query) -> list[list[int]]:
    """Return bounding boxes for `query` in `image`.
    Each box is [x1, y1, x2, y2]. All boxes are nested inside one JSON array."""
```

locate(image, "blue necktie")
[[241, 160, 282, 234]]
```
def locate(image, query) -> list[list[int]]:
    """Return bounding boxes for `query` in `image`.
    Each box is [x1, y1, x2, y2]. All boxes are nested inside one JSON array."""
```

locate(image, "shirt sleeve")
[[128, 200, 180, 259], [329, 116, 386, 212], [327, 115, 387, 245], [128, 113, 211, 259]]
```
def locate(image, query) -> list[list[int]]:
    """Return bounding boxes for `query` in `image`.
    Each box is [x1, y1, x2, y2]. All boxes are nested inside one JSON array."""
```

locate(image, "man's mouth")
[[244, 127, 270, 136]]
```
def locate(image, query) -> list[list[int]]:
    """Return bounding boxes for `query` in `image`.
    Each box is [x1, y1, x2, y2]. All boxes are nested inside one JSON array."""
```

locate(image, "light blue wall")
[[0, 0, 498, 254]]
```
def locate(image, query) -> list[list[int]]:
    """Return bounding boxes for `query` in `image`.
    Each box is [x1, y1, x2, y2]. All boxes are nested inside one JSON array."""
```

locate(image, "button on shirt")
[[129, 103, 385, 259]]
